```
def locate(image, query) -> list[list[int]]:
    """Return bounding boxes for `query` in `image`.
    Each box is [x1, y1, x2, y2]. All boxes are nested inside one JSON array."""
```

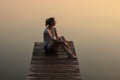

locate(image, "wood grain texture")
[[26, 41, 81, 80]]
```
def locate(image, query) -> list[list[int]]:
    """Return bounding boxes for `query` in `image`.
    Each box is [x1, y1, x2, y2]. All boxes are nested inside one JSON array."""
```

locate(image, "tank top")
[[43, 27, 56, 47]]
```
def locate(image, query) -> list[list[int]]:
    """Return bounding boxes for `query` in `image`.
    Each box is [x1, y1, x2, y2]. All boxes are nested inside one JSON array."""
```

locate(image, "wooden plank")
[[33, 49, 68, 55], [27, 73, 80, 77], [27, 77, 81, 80], [29, 68, 79, 73], [31, 59, 78, 64], [34, 41, 73, 46], [30, 65, 79, 69], [32, 54, 78, 59], [34, 46, 75, 52], [32, 57, 77, 61]]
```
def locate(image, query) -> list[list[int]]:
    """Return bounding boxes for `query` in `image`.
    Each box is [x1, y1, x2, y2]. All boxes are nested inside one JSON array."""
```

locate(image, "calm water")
[[0, 20, 120, 80], [0, 0, 120, 80]]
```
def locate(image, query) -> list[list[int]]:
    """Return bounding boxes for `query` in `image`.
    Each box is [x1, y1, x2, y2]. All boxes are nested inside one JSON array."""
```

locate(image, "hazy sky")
[[1, 0, 120, 28], [1, 0, 120, 40]]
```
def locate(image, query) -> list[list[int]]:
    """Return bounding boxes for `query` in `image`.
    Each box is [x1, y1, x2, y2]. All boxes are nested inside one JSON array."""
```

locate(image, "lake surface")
[[0, 0, 120, 80]]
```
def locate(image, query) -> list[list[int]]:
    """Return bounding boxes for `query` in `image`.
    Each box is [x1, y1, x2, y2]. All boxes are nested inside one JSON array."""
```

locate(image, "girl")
[[43, 17, 76, 59]]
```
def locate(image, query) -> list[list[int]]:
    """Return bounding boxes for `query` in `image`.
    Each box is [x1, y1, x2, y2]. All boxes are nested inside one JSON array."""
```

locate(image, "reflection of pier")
[[26, 41, 81, 80]]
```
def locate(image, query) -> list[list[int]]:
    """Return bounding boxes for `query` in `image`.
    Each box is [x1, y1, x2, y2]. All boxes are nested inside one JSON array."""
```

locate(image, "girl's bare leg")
[[59, 36, 76, 59], [62, 43, 76, 58]]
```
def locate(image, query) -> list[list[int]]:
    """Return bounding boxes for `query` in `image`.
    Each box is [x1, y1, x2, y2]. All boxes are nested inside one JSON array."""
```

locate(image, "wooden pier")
[[26, 41, 81, 80]]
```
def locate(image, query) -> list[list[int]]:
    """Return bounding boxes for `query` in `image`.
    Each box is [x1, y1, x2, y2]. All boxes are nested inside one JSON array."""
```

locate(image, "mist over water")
[[0, 0, 120, 80]]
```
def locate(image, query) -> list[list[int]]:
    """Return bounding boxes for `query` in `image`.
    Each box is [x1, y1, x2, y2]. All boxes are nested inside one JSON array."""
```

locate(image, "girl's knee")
[[58, 36, 65, 42]]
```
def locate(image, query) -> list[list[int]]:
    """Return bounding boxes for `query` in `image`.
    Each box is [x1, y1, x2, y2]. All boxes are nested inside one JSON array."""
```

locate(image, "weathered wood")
[[27, 77, 81, 80], [26, 41, 81, 80], [30, 65, 79, 70], [28, 73, 80, 77]]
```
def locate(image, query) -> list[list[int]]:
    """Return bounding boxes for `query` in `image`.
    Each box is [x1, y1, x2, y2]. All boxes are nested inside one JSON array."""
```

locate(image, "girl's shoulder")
[[44, 28, 49, 33]]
